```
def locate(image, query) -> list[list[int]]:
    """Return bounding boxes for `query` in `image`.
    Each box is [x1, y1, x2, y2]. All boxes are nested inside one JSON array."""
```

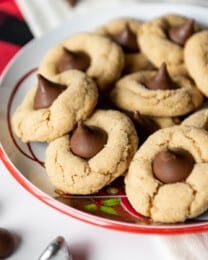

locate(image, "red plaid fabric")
[[0, 0, 32, 74]]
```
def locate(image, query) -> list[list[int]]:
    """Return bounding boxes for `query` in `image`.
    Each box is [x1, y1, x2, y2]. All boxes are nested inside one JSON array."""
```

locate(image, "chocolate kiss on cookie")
[[57, 48, 90, 73], [70, 121, 107, 159], [132, 111, 159, 144], [152, 148, 195, 183], [145, 63, 178, 90], [168, 19, 194, 46], [112, 24, 139, 53], [133, 111, 159, 133], [33, 74, 66, 110], [0, 228, 16, 258]]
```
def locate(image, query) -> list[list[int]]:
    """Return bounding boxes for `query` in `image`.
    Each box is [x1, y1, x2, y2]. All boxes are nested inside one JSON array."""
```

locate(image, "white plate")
[[1, 2, 208, 234]]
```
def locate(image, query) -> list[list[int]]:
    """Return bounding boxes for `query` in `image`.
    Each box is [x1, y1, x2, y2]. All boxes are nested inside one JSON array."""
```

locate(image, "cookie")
[[182, 107, 208, 130], [110, 63, 203, 117], [45, 109, 138, 195], [12, 70, 98, 142], [96, 17, 154, 74], [152, 116, 180, 129], [124, 53, 154, 74], [139, 14, 200, 75], [129, 110, 180, 129], [126, 110, 179, 145], [184, 30, 208, 96], [96, 17, 141, 52], [38, 32, 125, 91], [125, 125, 208, 223]]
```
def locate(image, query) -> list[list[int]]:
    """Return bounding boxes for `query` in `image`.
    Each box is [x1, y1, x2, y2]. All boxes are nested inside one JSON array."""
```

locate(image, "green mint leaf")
[[102, 198, 120, 206], [84, 203, 98, 211], [100, 206, 117, 215]]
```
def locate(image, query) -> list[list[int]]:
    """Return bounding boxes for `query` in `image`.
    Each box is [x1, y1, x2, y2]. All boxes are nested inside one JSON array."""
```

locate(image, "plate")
[[1, 2, 208, 235]]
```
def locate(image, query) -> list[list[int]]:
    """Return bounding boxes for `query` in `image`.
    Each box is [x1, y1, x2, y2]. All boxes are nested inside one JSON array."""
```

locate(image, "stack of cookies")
[[12, 14, 208, 224]]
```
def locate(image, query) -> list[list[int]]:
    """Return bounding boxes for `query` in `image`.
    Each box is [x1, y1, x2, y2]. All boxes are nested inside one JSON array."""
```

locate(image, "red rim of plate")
[[1, 145, 208, 235]]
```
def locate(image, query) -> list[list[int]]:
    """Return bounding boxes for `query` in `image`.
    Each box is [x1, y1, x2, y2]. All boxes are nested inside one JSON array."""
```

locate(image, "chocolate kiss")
[[168, 19, 194, 46], [133, 111, 159, 133], [0, 228, 16, 258], [33, 74, 66, 110], [57, 48, 90, 73], [145, 63, 178, 90], [70, 121, 107, 159], [67, 0, 77, 7], [153, 148, 195, 184], [112, 24, 139, 53], [132, 111, 159, 145]]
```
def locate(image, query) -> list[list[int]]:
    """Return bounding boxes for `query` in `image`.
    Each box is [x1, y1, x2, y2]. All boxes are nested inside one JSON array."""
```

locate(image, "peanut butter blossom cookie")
[[125, 125, 208, 223], [184, 31, 208, 97], [45, 110, 138, 195], [182, 107, 208, 130], [110, 63, 203, 117], [12, 70, 98, 142], [139, 14, 200, 75], [38, 32, 125, 91], [96, 17, 154, 74]]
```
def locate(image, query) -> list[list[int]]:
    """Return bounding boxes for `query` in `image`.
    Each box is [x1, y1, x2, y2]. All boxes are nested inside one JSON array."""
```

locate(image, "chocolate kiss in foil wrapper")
[[38, 236, 73, 260]]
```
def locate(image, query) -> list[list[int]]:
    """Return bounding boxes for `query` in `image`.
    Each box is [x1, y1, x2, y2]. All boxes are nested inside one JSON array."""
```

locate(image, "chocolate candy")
[[132, 111, 159, 144], [67, 0, 78, 7], [168, 19, 194, 46], [33, 74, 66, 110], [0, 228, 16, 258], [152, 148, 195, 183], [70, 121, 107, 159], [145, 63, 178, 90], [133, 111, 159, 132], [57, 48, 90, 73], [112, 24, 139, 53]]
